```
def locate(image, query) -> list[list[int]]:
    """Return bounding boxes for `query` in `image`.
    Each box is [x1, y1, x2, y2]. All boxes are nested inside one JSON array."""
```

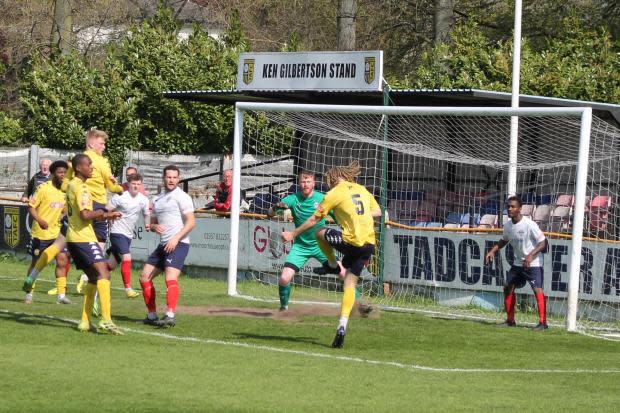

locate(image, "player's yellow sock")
[[56, 276, 67, 295], [35, 244, 60, 272], [340, 286, 356, 318], [97, 279, 112, 321], [81, 283, 97, 322], [317, 236, 338, 267]]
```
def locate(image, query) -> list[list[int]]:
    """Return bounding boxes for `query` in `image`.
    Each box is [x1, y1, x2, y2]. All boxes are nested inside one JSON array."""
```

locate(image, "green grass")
[[1, 255, 619, 412]]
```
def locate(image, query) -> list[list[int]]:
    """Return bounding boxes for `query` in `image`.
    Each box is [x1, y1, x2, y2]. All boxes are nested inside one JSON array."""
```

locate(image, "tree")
[[19, 5, 244, 172], [412, 15, 620, 103], [337, 0, 357, 50], [50, 0, 73, 57]]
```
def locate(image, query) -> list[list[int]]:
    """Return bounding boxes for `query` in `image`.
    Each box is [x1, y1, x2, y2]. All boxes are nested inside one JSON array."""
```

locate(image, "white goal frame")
[[227, 102, 593, 332]]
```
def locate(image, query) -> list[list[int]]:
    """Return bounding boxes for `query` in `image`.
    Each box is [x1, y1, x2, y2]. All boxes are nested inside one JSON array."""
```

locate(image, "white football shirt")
[[108, 191, 150, 238], [502, 216, 546, 267], [152, 187, 194, 244]]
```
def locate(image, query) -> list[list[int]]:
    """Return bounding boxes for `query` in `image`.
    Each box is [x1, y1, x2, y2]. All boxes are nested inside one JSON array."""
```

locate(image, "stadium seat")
[[536, 194, 555, 205], [460, 213, 480, 227], [532, 204, 552, 230], [521, 204, 535, 217], [555, 194, 574, 207], [588, 195, 613, 237], [250, 193, 280, 214], [445, 212, 462, 226], [550, 206, 571, 232], [478, 214, 498, 228]]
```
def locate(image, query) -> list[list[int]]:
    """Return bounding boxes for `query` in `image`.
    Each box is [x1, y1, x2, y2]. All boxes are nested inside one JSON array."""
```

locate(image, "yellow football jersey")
[[66, 177, 97, 243], [29, 181, 66, 240], [63, 149, 122, 203], [314, 181, 380, 246]]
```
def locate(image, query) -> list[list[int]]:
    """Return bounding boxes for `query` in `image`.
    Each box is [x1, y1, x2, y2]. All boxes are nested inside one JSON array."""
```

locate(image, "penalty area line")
[[1, 308, 619, 375]]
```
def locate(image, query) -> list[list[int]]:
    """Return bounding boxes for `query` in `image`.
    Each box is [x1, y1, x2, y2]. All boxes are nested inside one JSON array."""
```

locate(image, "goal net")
[[228, 103, 620, 338]]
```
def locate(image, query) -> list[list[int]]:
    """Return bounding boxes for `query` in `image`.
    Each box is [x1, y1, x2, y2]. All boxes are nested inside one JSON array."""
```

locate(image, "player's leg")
[[529, 267, 548, 330], [54, 251, 72, 304], [499, 266, 519, 327], [22, 240, 41, 302], [332, 244, 374, 348], [140, 245, 165, 324], [26, 236, 65, 284], [154, 243, 190, 328], [315, 228, 345, 277], [278, 266, 297, 311], [120, 253, 139, 298], [108, 234, 138, 298], [68, 243, 98, 332]]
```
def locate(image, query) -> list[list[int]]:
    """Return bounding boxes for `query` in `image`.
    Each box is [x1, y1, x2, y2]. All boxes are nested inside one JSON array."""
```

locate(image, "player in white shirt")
[[106, 173, 151, 298], [485, 195, 548, 330], [140, 165, 195, 328]]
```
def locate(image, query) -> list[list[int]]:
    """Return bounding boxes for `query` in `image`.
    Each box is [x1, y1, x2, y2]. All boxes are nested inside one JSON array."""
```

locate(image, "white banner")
[[237, 51, 383, 91], [127, 217, 620, 304], [384, 229, 620, 303]]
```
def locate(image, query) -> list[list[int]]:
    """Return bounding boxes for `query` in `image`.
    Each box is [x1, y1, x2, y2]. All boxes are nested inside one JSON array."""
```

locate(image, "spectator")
[[213, 169, 233, 211], [122, 165, 148, 196], [21, 158, 52, 202]]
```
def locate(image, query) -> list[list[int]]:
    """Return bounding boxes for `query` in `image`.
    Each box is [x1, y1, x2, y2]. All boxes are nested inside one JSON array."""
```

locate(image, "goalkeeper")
[[269, 171, 344, 311], [282, 161, 381, 348]]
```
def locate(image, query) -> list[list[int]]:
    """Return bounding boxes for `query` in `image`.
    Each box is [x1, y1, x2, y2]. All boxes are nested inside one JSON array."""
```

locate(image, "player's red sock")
[[165, 279, 179, 313], [121, 260, 132, 289], [140, 280, 157, 312], [504, 292, 516, 322], [535, 291, 547, 324]]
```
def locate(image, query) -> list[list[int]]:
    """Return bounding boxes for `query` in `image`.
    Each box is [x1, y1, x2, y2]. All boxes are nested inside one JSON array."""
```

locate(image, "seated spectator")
[[21, 158, 52, 202], [213, 169, 233, 211]]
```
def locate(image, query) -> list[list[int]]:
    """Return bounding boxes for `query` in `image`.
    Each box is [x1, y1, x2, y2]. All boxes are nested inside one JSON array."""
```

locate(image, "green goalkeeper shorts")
[[284, 243, 327, 271]]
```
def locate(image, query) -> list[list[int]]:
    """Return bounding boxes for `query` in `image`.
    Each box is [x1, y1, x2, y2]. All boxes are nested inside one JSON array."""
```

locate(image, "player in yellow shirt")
[[282, 161, 382, 348], [66, 154, 122, 334], [32, 129, 123, 296], [22, 160, 70, 304]]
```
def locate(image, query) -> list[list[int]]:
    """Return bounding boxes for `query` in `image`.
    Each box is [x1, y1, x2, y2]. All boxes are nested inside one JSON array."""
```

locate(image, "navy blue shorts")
[[323, 228, 374, 277], [29, 237, 67, 257], [146, 242, 189, 271], [506, 266, 544, 290], [109, 233, 132, 261], [67, 242, 106, 271], [92, 201, 108, 243]]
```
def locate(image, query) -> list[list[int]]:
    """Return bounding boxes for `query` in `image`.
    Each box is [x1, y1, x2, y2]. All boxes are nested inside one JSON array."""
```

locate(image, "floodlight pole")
[[507, 0, 522, 196]]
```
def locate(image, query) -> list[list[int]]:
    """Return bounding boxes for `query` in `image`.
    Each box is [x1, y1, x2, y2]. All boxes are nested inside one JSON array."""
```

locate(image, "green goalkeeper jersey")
[[281, 191, 327, 247]]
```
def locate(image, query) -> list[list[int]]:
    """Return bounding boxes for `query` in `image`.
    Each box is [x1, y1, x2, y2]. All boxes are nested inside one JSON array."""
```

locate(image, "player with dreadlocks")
[[282, 161, 382, 348]]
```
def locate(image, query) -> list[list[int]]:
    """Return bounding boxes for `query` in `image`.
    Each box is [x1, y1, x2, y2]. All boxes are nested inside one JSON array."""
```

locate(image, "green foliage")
[[19, 4, 245, 172], [20, 53, 138, 172], [0, 112, 23, 145], [412, 16, 620, 103]]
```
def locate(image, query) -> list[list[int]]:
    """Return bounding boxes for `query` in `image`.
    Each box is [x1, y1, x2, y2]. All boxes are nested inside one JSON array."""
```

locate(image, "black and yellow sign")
[[3, 206, 20, 248], [243, 59, 255, 85], [364, 56, 375, 84]]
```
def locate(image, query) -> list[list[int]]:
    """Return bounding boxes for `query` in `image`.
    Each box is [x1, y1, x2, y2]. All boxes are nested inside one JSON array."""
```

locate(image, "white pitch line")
[[1, 308, 619, 375]]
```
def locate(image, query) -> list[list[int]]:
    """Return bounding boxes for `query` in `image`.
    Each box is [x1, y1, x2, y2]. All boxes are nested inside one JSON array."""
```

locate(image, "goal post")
[[228, 102, 619, 336]]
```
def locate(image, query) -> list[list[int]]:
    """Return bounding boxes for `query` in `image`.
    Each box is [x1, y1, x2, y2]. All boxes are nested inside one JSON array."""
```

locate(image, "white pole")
[[507, 0, 522, 196], [566, 107, 592, 332], [227, 108, 244, 296]]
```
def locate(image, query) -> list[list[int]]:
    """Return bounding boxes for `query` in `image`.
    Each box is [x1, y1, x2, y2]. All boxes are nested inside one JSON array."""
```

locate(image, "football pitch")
[[1, 255, 619, 412]]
